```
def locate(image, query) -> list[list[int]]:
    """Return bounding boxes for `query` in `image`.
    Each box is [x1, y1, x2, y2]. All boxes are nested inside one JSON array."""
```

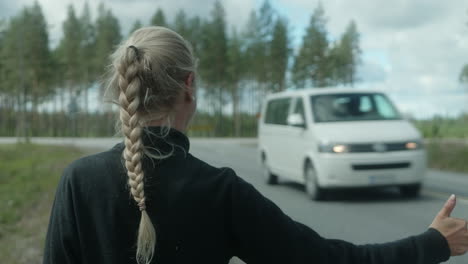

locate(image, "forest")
[[0, 0, 362, 138]]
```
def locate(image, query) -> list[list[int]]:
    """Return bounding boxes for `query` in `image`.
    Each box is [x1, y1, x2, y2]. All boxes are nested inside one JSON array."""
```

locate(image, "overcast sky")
[[1, 0, 467, 119]]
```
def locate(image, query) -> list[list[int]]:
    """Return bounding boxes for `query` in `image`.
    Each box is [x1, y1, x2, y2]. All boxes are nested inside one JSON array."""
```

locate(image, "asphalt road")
[[2, 137, 468, 263]]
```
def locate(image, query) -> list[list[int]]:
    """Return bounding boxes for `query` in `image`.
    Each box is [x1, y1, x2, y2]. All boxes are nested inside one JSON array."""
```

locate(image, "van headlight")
[[405, 140, 423, 150], [319, 143, 349, 153]]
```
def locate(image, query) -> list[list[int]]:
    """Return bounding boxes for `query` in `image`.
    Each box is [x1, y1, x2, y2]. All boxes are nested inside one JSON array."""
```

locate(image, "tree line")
[[0, 0, 361, 138], [461, 16, 468, 87]]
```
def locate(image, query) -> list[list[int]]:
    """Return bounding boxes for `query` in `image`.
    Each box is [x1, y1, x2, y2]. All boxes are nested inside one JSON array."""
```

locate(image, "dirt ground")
[[0, 191, 54, 264]]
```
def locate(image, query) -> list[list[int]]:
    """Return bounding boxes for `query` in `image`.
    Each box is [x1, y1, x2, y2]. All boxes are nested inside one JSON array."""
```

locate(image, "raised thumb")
[[437, 194, 456, 219]]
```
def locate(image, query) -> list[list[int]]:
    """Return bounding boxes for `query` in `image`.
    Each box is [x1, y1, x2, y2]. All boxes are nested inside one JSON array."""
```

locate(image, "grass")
[[413, 114, 468, 138], [426, 142, 468, 174], [0, 143, 85, 264]]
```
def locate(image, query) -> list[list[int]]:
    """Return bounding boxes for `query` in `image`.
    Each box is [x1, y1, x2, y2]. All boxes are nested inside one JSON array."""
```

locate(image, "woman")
[[43, 26, 468, 264]]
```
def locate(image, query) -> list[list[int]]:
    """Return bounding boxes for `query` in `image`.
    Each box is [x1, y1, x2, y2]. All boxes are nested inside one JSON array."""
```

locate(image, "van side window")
[[293, 98, 305, 118], [265, 98, 291, 125]]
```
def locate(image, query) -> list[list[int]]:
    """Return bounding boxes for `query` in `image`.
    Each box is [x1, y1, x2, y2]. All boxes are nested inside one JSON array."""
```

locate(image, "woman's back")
[[44, 127, 453, 264], [44, 127, 241, 263]]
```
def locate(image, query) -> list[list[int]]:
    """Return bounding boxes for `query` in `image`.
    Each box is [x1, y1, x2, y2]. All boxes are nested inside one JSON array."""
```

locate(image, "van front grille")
[[352, 162, 411, 170], [348, 142, 409, 153]]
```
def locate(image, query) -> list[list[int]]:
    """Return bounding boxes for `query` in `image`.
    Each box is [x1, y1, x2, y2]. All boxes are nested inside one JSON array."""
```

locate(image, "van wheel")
[[399, 183, 421, 198], [305, 163, 326, 201], [262, 156, 278, 185]]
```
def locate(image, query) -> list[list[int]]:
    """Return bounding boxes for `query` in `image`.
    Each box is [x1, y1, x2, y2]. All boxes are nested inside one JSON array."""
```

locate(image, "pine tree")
[[0, 19, 5, 97], [1, 3, 53, 139], [80, 2, 95, 79], [247, 0, 276, 85], [243, 10, 263, 82], [460, 15, 468, 87], [324, 42, 342, 86], [79, 2, 96, 135], [292, 2, 329, 88], [130, 19, 143, 35], [339, 20, 361, 86], [1, 14, 28, 138], [94, 3, 121, 86], [199, 1, 228, 87], [56, 5, 85, 136], [185, 16, 202, 54], [227, 28, 246, 136], [27, 2, 54, 103], [270, 17, 290, 92], [258, 0, 275, 41], [57, 5, 82, 91], [150, 8, 167, 27], [199, 0, 228, 135], [173, 10, 189, 37], [460, 65, 468, 85]]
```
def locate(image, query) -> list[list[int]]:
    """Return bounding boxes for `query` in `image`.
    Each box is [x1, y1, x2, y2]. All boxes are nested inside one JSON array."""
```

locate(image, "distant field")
[[413, 116, 468, 173], [0, 144, 85, 264], [414, 116, 468, 138], [425, 141, 468, 174]]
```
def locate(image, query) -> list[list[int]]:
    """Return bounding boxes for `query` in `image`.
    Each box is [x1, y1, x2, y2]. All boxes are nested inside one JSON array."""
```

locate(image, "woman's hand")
[[430, 194, 468, 256]]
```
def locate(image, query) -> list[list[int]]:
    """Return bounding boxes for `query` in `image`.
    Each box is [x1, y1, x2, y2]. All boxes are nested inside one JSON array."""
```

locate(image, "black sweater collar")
[[141, 126, 190, 154]]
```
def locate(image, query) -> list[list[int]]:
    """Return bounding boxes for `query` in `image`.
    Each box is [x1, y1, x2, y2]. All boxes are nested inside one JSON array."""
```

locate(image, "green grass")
[[0, 143, 85, 263], [0, 144, 82, 229], [426, 142, 468, 173], [413, 114, 468, 138]]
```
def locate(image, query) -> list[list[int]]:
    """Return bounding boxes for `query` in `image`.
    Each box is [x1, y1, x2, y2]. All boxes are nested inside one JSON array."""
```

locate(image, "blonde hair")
[[105, 26, 197, 264]]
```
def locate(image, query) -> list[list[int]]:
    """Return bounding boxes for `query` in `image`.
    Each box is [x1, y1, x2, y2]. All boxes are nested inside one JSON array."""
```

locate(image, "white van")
[[258, 88, 426, 200]]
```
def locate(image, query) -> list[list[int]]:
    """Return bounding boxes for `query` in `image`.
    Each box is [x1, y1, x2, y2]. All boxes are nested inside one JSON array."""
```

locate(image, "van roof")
[[265, 87, 385, 100]]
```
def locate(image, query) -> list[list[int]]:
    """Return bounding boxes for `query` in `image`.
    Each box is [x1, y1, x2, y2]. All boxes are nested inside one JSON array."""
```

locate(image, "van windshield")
[[310, 93, 402, 123]]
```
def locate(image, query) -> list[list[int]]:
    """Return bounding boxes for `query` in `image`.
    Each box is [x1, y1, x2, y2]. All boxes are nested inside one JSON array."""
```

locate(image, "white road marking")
[[423, 190, 468, 206]]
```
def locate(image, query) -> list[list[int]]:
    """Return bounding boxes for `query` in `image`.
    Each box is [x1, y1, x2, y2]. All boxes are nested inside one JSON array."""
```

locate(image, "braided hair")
[[105, 26, 197, 264]]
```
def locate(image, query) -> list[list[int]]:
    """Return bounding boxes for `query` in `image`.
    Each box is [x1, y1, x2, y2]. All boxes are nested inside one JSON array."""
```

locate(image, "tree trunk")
[[232, 83, 240, 137], [0, 96, 6, 136], [52, 91, 57, 137], [84, 86, 89, 137], [60, 87, 65, 137], [32, 93, 39, 137]]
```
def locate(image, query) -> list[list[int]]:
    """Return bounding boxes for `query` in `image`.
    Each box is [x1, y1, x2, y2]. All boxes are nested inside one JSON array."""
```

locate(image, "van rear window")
[[265, 98, 291, 125], [310, 93, 402, 122]]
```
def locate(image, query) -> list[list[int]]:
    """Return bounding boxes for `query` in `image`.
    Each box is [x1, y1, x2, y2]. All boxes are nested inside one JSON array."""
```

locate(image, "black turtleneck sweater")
[[43, 127, 450, 264]]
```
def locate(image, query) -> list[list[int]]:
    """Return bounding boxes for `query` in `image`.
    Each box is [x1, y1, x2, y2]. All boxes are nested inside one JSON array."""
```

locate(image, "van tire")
[[399, 183, 421, 198], [305, 162, 326, 201], [262, 155, 278, 185]]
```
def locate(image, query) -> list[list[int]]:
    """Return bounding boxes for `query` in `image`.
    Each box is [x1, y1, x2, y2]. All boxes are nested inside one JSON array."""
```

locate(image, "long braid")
[[105, 26, 197, 264], [118, 45, 155, 264]]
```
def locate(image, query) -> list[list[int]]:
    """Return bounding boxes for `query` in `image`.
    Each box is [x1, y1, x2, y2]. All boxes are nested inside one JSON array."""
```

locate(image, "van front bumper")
[[314, 150, 426, 188]]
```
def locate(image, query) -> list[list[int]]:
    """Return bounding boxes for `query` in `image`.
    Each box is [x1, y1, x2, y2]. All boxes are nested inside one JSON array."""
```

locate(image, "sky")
[[1, 0, 468, 119]]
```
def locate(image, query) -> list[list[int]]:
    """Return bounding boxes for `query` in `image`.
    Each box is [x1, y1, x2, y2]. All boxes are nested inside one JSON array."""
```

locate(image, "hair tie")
[[138, 201, 146, 211], [128, 45, 140, 60]]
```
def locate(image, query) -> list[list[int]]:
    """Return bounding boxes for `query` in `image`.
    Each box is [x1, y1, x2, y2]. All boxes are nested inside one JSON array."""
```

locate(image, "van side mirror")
[[287, 113, 305, 128]]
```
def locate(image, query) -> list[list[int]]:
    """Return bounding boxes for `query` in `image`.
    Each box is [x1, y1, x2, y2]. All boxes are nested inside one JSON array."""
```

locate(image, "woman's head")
[[107, 26, 197, 126], [104, 26, 197, 264]]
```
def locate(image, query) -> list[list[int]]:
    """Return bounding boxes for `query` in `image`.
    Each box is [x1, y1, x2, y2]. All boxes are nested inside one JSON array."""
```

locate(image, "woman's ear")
[[185, 72, 194, 89], [184, 72, 195, 102]]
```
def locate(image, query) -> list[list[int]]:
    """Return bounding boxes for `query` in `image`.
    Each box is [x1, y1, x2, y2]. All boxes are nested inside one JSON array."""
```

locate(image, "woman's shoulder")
[[183, 153, 258, 198], [60, 143, 125, 186], [186, 153, 238, 181]]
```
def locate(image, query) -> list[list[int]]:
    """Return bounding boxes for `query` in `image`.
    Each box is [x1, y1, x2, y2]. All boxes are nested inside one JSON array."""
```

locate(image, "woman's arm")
[[228, 172, 453, 264]]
